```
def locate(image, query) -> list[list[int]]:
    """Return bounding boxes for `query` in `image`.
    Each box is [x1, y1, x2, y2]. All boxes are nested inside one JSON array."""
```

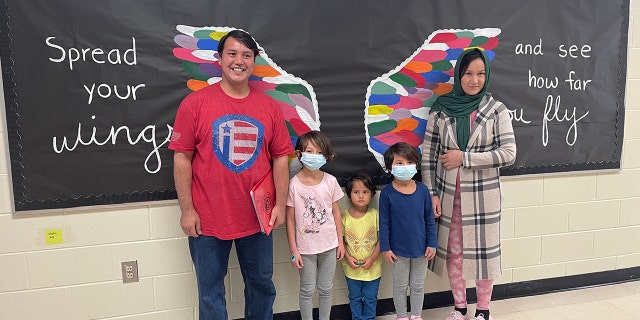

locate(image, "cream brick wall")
[[629, 79, 640, 110], [511, 263, 565, 282], [502, 237, 542, 268], [618, 253, 640, 268], [1, 2, 639, 320], [623, 139, 640, 168], [542, 175, 597, 205], [514, 204, 570, 237], [621, 198, 640, 226], [565, 257, 617, 276], [569, 200, 621, 232]]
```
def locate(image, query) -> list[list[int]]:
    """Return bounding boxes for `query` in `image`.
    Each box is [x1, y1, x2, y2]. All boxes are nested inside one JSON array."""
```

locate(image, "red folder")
[[250, 169, 275, 236]]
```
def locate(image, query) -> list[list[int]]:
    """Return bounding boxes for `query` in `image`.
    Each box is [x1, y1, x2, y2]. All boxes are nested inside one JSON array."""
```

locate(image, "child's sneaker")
[[396, 317, 410, 320], [445, 310, 467, 320], [474, 314, 493, 320], [410, 316, 423, 320]]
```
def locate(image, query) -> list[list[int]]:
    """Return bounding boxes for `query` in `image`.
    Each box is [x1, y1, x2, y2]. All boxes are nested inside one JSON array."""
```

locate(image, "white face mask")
[[300, 153, 326, 170], [391, 164, 417, 181]]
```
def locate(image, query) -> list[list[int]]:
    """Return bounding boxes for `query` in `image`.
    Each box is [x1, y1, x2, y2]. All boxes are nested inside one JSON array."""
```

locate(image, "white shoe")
[[445, 310, 467, 320]]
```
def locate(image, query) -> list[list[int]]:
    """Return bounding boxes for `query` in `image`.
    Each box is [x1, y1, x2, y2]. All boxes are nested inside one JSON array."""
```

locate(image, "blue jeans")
[[346, 277, 381, 320], [189, 232, 275, 320]]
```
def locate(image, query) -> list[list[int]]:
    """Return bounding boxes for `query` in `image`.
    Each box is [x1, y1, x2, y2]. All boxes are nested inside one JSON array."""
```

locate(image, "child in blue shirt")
[[379, 142, 437, 320]]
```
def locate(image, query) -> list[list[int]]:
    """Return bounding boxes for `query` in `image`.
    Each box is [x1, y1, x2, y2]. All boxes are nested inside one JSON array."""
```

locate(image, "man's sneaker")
[[445, 310, 467, 320]]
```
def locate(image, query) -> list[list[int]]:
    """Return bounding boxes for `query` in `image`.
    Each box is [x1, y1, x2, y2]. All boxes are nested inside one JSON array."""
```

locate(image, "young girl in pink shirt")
[[286, 130, 345, 320]]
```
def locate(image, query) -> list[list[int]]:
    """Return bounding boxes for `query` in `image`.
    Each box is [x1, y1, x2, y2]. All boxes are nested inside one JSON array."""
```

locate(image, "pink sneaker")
[[411, 316, 423, 320], [445, 310, 467, 320], [396, 317, 410, 320]]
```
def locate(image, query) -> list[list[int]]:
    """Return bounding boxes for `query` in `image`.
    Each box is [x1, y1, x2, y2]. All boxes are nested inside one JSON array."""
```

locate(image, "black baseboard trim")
[[270, 266, 640, 320]]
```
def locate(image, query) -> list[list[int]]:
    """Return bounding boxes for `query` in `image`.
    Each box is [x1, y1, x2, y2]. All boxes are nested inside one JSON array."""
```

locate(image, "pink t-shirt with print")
[[287, 172, 344, 254]]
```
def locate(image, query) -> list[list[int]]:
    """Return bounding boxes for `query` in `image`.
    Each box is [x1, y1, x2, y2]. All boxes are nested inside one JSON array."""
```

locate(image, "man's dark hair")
[[217, 29, 260, 58]]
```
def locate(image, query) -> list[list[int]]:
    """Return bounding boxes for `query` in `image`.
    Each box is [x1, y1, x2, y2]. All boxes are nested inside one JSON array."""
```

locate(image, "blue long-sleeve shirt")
[[379, 182, 437, 258]]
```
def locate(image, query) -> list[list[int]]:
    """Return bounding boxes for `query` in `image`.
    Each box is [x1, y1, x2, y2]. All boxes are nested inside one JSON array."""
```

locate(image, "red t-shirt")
[[169, 83, 294, 239]]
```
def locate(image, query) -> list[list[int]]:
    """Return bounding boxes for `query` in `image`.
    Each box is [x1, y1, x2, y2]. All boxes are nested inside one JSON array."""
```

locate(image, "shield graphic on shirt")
[[212, 115, 264, 173]]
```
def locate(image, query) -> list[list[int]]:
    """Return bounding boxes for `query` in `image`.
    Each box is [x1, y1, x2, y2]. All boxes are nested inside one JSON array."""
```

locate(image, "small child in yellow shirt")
[[341, 173, 381, 320]]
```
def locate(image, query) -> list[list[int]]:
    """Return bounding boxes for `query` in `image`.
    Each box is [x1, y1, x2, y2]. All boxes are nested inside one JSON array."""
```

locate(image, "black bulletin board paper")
[[0, 0, 629, 211]]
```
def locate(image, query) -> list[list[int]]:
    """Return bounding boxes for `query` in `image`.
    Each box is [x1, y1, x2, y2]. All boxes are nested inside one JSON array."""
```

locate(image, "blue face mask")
[[300, 153, 327, 171], [391, 164, 417, 181]]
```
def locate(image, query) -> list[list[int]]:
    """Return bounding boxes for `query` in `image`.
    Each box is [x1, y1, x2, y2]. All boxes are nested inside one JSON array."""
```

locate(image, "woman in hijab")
[[421, 48, 517, 320]]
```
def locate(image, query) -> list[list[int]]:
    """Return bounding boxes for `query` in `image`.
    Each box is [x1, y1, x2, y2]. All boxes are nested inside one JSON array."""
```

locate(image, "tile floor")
[[376, 280, 640, 319]]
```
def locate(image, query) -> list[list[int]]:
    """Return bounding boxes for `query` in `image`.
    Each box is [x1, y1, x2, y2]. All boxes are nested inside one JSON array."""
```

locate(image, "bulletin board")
[[0, 0, 629, 211]]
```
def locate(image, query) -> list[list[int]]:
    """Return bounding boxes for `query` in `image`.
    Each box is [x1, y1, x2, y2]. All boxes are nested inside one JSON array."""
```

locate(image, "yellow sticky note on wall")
[[45, 229, 63, 244]]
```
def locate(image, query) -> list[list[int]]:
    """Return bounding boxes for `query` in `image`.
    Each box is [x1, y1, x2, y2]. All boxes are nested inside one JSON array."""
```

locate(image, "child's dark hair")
[[346, 173, 377, 196], [295, 131, 335, 161], [383, 142, 420, 171]]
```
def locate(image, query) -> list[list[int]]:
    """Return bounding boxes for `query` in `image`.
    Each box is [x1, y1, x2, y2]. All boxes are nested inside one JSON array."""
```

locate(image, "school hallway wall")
[[1, 0, 640, 318]]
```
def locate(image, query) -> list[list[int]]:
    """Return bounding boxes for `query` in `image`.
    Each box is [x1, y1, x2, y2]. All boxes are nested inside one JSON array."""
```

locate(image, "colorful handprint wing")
[[364, 28, 501, 169], [173, 25, 320, 147]]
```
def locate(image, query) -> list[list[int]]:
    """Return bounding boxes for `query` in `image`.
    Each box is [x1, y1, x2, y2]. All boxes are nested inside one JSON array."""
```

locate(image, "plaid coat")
[[421, 93, 516, 280]]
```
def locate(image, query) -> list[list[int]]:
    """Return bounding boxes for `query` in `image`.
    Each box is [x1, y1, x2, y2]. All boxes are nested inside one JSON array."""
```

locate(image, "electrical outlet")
[[121, 261, 139, 283]]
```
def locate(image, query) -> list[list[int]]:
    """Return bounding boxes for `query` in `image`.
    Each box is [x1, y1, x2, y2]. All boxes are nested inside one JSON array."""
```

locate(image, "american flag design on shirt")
[[212, 115, 264, 173]]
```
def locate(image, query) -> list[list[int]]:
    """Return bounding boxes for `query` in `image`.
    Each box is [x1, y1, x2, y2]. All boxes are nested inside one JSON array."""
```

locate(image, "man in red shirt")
[[169, 29, 293, 320]]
